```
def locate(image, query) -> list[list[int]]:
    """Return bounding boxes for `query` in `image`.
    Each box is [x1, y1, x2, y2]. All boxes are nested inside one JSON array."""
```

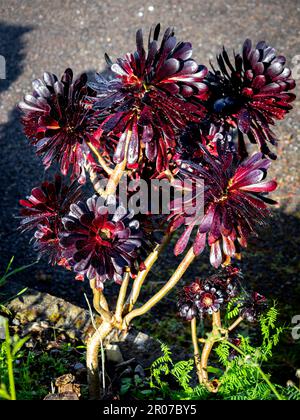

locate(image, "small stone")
[[22, 322, 43, 335], [0, 316, 6, 339], [73, 362, 85, 371], [134, 364, 145, 377], [46, 341, 60, 351], [133, 332, 149, 348], [106, 344, 124, 363], [50, 349, 61, 356], [287, 380, 295, 387]]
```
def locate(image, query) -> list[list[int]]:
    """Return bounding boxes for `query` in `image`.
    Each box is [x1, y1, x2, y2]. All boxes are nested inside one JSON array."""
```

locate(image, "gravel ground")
[[0, 0, 299, 305]]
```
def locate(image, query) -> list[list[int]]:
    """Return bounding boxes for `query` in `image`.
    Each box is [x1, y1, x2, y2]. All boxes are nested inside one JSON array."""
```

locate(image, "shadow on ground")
[[0, 22, 33, 95]]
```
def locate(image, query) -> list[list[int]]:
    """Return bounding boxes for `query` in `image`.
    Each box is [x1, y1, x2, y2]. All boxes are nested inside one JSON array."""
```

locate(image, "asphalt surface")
[[0, 0, 299, 305]]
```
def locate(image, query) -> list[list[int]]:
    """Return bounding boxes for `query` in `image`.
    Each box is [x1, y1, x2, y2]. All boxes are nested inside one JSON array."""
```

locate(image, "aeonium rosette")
[[169, 146, 278, 268], [88, 24, 209, 175], [178, 266, 241, 320], [205, 39, 296, 159], [19, 175, 82, 264], [59, 196, 146, 289], [19, 69, 100, 183]]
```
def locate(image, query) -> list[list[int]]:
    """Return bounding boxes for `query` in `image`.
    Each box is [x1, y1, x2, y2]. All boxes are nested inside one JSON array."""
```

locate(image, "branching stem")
[[103, 130, 131, 197], [126, 234, 171, 313], [123, 247, 196, 327], [191, 318, 202, 384], [87, 142, 113, 175], [90, 279, 112, 322], [115, 268, 130, 324], [200, 311, 222, 393]]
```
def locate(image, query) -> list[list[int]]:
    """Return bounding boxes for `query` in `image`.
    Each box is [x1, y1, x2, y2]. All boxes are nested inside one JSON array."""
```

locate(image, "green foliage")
[[14, 350, 71, 400], [213, 306, 286, 400], [0, 257, 34, 314], [225, 298, 241, 321], [144, 305, 300, 400], [150, 342, 173, 393], [283, 384, 300, 400], [119, 374, 154, 400], [0, 317, 29, 400], [149, 342, 209, 400]]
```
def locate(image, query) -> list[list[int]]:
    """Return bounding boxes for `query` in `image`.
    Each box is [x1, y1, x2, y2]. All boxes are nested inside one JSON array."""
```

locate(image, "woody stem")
[[123, 247, 196, 327], [228, 316, 244, 332], [115, 268, 130, 324], [191, 317, 203, 384], [125, 234, 172, 314], [86, 321, 114, 400], [90, 279, 112, 322], [87, 142, 113, 176], [103, 130, 131, 197], [200, 311, 221, 392]]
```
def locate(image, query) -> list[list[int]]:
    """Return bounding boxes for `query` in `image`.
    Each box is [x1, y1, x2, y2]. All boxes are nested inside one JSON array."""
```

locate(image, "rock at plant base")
[[44, 374, 81, 400], [6, 284, 169, 368], [44, 392, 79, 400], [112, 329, 163, 367], [6, 284, 95, 341]]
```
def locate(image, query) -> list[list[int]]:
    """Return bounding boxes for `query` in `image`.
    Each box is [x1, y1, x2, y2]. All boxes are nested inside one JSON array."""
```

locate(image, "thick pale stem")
[[228, 316, 244, 332], [200, 311, 221, 392], [87, 244, 195, 399], [104, 161, 126, 197], [86, 163, 105, 196], [213, 311, 222, 329], [86, 321, 114, 400], [87, 142, 113, 175], [115, 268, 130, 324], [191, 318, 202, 384], [123, 247, 195, 327], [103, 130, 131, 197], [126, 235, 171, 312], [90, 279, 112, 322]]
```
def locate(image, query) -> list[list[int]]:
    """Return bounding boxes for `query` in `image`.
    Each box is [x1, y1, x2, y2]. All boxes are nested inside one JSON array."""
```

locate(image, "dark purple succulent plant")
[[204, 266, 241, 299], [195, 283, 225, 315], [177, 279, 201, 321], [19, 175, 82, 264], [88, 24, 208, 174], [60, 196, 144, 288], [228, 337, 242, 361], [177, 300, 198, 321], [178, 267, 240, 320], [239, 292, 268, 323], [19, 68, 99, 183], [169, 146, 277, 268], [32, 221, 62, 265], [206, 39, 296, 159]]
